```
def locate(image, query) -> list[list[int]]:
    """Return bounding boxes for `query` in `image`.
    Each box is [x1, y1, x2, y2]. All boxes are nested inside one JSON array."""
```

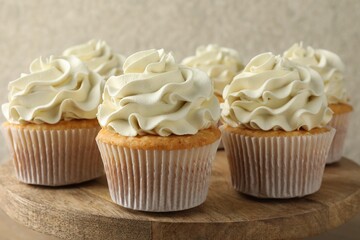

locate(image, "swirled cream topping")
[[63, 39, 125, 79], [221, 52, 333, 131], [2, 56, 105, 124], [284, 43, 348, 104], [182, 44, 243, 96], [97, 49, 220, 137]]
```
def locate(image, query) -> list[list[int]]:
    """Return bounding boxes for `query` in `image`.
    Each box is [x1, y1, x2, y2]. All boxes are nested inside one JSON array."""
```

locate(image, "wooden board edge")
[[0, 185, 152, 240], [150, 206, 332, 239], [327, 188, 360, 229]]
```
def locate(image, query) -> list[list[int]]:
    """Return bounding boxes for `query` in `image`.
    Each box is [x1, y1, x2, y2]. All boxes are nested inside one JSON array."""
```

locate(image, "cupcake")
[[221, 52, 335, 198], [182, 44, 243, 149], [63, 39, 125, 79], [182, 44, 244, 102], [96, 49, 221, 211], [2, 56, 105, 186], [284, 43, 352, 164]]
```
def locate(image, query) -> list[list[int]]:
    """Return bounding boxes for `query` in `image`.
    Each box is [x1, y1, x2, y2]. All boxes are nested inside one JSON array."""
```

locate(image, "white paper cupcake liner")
[[217, 121, 224, 150], [326, 112, 351, 164], [2, 125, 104, 186], [96, 138, 220, 212], [221, 128, 335, 198]]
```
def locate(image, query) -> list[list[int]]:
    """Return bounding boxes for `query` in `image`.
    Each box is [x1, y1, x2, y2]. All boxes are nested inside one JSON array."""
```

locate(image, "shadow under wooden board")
[[0, 151, 359, 240]]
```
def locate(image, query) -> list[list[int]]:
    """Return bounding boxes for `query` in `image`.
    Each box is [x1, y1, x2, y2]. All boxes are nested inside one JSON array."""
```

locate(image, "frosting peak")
[[123, 49, 178, 74], [283, 42, 348, 104], [221, 52, 332, 131], [97, 49, 220, 137], [2, 56, 105, 124], [63, 39, 125, 79], [182, 44, 243, 95]]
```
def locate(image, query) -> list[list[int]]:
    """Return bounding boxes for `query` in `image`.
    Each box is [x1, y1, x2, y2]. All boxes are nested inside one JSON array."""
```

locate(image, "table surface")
[[0, 151, 359, 240]]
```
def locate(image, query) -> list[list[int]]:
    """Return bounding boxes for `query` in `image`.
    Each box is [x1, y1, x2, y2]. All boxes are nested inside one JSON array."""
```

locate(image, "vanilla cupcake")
[[284, 43, 352, 164], [182, 44, 244, 102], [221, 52, 335, 198], [63, 39, 125, 79], [2, 56, 105, 186], [96, 49, 221, 212]]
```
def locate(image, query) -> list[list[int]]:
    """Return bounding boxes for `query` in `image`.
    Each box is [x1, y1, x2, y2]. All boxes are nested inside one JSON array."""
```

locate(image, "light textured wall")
[[0, 0, 359, 163]]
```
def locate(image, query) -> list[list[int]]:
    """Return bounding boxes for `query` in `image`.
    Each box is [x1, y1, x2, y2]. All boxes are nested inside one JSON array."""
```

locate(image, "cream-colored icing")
[[2, 56, 104, 124], [284, 43, 348, 104], [63, 39, 125, 79], [97, 49, 220, 136], [182, 44, 243, 96], [221, 52, 333, 131]]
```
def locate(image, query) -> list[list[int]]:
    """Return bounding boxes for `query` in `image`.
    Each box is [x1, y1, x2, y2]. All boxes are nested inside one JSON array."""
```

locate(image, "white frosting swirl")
[[63, 39, 125, 79], [97, 49, 220, 137], [182, 44, 243, 96], [2, 56, 104, 124], [221, 52, 333, 131], [283, 43, 348, 104]]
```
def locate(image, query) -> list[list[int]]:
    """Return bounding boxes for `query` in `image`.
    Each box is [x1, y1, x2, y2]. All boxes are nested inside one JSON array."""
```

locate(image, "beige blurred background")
[[2, 0, 359, 163], [0, 1, 359, 240]]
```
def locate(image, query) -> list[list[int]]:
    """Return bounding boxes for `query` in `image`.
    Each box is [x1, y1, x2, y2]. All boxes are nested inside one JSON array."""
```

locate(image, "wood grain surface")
[[0, 151, 359, 240]]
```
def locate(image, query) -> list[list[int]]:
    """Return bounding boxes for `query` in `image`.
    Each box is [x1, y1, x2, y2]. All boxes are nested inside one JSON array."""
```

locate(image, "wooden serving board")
[[0, 151, 359, 240]]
